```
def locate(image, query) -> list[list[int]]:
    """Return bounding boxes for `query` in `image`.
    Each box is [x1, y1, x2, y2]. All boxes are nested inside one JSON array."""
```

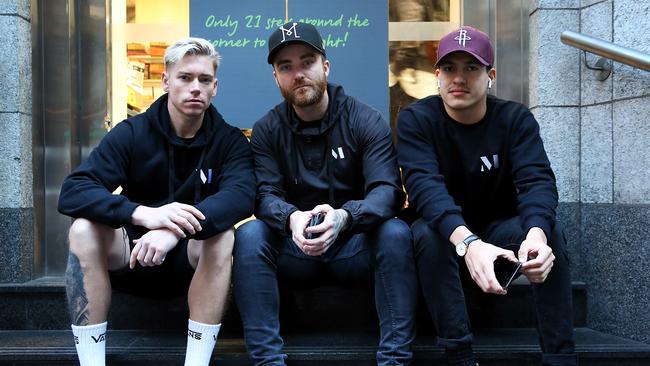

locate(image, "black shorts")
[[109, 226, 195, 299]]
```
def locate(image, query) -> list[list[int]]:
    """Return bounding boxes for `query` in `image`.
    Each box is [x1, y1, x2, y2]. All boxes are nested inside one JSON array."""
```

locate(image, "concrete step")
[[0, 328, 648, 365], [0, 277, 586, 332]]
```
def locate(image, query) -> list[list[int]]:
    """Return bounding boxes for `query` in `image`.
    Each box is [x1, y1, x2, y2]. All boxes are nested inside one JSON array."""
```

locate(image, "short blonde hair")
[[164, 37, 221, 73]]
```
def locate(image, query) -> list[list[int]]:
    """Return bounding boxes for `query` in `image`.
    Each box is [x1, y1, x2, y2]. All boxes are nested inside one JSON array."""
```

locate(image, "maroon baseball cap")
[[436, 26, 494, 67]]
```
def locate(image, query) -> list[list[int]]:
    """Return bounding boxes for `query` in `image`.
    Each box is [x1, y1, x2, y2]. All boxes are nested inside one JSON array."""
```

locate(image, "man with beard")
[[233, 22, 417, 366]]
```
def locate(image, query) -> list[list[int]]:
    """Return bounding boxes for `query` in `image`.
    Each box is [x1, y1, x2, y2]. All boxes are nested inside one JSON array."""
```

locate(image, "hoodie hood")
[[144, 93, 225, 148]]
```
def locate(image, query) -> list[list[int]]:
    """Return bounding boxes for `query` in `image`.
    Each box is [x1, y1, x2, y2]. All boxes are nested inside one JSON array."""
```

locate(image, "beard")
[[279, 74, 327, 107]]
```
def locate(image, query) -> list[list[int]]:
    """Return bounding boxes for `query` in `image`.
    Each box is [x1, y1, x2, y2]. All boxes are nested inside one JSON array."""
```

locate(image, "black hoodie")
[[58, 94, 255, 240], [251, 83, 404, 235]]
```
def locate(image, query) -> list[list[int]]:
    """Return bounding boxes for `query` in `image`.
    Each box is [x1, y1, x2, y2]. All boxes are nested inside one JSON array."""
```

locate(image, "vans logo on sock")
[[480, 154, 499, 172], [331, 147, 345, 159], [74, 335, 79, 344], [91, 333, 106, 343], [188, 329, 203, 340]]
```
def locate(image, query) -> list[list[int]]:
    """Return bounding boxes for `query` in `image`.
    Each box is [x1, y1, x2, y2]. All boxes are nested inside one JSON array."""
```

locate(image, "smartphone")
[[305, 213, 324, 239], [494, 257, 522, 289]]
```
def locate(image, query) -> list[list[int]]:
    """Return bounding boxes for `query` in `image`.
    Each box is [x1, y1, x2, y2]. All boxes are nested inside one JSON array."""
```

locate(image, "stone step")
[[0, 277, 586, 332], [0, 328, 648, 365]]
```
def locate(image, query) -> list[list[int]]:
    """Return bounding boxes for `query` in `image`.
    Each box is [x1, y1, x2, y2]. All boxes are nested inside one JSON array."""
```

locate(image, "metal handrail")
[[561, 30, 650, 71]]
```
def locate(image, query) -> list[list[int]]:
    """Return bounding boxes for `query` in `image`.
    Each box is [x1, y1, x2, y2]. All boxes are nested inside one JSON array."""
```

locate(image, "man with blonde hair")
[[58, 37, 255, 366]]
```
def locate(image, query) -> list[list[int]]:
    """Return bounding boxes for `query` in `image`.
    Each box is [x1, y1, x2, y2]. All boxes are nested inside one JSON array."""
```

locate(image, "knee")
[[411, 218, 431, 242], [67, 218, 108, 259], [411, 218, 448, 256], [374, 218, 412, 255], [233, 220, 272, 258], [202, 228, 235, 268]]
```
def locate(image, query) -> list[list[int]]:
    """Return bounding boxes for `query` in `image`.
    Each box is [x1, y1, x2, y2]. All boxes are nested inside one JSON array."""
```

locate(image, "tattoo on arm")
[[333, 209, 350, 233], [65, 253, 90, 326]]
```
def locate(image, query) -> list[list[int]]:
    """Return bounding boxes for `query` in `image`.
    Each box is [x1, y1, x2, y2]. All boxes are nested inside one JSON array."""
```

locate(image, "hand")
[[464, 240, 519, 295], [129, 228, 180, 269], [518, 228, 555, 283], [288, 210, 313, 254], [131, 202, 205, 238], [303, 205, 350, 256]]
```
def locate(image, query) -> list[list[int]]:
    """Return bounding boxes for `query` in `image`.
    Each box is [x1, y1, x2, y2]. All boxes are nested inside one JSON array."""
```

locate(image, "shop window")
[[110, 0, 189, 126], [388, 0, 460, 130], [108, 0, 461, 130]]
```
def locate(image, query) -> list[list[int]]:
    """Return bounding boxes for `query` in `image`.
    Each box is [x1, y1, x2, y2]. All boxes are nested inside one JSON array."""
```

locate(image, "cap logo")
[[279, 22, 300, 43], [454, 29, 471, 47]]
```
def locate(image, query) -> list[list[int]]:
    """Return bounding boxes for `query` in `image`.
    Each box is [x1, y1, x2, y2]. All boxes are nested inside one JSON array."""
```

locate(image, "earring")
[[437, 79, 441, 88], [488, 79, 493, 89]]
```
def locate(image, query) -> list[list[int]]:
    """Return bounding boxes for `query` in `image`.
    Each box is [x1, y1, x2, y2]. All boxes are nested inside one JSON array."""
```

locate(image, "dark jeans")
[[412, 217, 577, 366], [233, 218, 417, 366]]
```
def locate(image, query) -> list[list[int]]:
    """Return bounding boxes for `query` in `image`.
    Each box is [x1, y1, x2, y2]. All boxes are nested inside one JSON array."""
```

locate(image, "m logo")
[[454, 29, 472, 47], [188, 329, 203, 340], [331, 147, 345, 159], [91, 333, 106, 343], [199, 169, 213, 184], [480, 154, 499, 172], [279, 22, 300, 43]]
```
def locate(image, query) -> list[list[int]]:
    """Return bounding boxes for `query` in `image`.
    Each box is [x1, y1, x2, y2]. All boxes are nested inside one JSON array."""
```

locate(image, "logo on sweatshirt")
[[331, 147, 346, 159], [199, 169, 213, 184], [480, 154, 499, 172], [188, 329, 203, 340]]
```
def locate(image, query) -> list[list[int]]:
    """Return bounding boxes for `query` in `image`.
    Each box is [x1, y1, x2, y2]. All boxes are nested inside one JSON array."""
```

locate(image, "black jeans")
[[412, 216, 576, 366], [233, 218, 418, 366]]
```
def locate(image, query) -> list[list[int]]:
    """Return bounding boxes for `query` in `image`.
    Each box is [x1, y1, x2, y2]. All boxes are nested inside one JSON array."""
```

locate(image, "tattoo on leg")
[[66, 253, 90, 326]]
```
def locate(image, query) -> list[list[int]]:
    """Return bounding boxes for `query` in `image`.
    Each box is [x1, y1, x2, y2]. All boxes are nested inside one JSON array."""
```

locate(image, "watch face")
[[456, 243, 467, 257]]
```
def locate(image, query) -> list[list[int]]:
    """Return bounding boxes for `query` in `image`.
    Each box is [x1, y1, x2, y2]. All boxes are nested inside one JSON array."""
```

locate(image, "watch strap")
[[463, 234, 479, 247]]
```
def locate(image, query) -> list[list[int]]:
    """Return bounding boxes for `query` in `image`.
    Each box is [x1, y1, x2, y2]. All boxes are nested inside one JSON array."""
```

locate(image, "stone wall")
[[0, 0, 33, 282], [530, 0, 650, 344]]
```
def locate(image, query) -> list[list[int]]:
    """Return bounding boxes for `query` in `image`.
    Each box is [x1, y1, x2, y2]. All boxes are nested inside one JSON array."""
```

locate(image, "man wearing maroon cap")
[[397, 26, 576, 366]]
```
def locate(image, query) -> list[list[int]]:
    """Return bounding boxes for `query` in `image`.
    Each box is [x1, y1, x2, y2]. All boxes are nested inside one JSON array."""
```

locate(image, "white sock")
[[71, 322, 107, 366], [184, 319, 221, 366]]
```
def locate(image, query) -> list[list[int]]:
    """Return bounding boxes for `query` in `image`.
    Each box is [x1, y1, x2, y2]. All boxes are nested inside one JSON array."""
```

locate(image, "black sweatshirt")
[[58, 94, 256, 239], [397, 95, 558, 241], [252, 83, 404, 235]]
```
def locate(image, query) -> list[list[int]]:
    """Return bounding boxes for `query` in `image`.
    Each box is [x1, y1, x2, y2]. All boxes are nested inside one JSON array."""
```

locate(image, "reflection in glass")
[[389, 0, 450, 22], [388, 0, 450, 130], [389, 40, 439, 131]]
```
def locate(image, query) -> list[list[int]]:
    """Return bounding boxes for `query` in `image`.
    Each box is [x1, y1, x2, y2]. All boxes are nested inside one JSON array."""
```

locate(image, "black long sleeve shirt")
[[397, 95, 558, 240]]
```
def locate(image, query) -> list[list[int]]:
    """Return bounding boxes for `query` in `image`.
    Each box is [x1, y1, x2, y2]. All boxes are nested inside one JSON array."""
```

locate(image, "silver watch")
[[455, 234, 479, 257]]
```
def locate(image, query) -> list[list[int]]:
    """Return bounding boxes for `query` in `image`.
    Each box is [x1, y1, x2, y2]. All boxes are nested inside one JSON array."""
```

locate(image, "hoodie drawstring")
[[167, 144, 175, 203], [167, 142, 208, 205], [326, 130, 335, 206], [193, 146, 208, 204]]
